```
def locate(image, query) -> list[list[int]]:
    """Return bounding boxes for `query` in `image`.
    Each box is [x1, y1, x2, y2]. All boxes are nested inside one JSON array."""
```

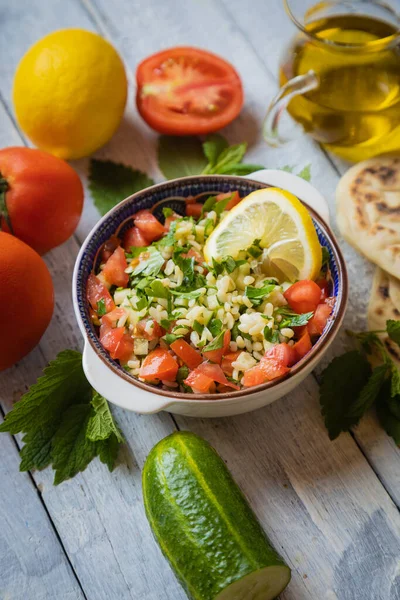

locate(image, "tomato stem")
[[0, 175, 13, 234]]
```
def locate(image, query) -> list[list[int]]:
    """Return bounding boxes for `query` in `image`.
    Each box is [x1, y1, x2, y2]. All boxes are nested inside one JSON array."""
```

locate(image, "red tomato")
[[316, 278, 330, 302], [100, 325, 134, 362], [0, 147, 83, 255], [264, 343, 297, 367], [186, 203, 203, 218], [170, 339, 203, 370], [242, 365, 266, 387], [185, 196, 196, 205], [221, 351, 241, 377], [216, 191, 241, 210], [284, 280, 321, 314], [197, 362, 239, 390], [184, 370, 214, 393], [87, 273, 115, 314], [101, 235, 121, 262], [139, 348, 179, 381], [135, 319, 164, 341], [164, 213, 180, 231], [307, 303, 332, 337], [292, 330, 312, 361], [134, 210, 165, 242], [136, 47, 243, 135], [101, 307, 126, 328], [123, 226, 150, 250], [259, 358, 290, 381], [102, 246, 129, 287], [202, 330, 231, 364], [182, 247, 203, 264]]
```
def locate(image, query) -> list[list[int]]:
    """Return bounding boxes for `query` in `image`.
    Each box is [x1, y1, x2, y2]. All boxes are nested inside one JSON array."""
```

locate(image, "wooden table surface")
[[1, 1, 400, 599]]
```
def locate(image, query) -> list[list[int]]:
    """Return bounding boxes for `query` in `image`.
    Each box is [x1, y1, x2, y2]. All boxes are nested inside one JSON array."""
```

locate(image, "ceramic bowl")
[[73, 171, 347, 417]]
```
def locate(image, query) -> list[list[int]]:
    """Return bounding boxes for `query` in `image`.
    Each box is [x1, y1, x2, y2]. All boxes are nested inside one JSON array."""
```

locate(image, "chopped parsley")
[[97, 298, 107, 316]]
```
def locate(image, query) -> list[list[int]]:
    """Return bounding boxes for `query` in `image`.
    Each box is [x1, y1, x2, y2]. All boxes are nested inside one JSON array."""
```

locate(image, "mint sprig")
[[319, 321, 400, 445], [0, 350, 123, 484]]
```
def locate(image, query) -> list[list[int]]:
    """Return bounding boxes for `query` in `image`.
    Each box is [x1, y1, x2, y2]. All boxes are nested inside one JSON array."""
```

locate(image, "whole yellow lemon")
[[13, 29, 127, 160]]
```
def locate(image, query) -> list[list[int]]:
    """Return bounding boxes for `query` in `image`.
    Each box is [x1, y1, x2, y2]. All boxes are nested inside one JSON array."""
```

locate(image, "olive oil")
[[280, 15, 400, 161]]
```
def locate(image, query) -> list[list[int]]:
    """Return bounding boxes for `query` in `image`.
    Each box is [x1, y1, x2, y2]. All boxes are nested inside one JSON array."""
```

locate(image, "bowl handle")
[[245, 169, 330, 225], [82, 342, 173, 414]]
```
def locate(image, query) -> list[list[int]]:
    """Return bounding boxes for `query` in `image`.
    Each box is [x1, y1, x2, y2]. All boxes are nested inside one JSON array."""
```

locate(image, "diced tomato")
[[292, 330, 312, 361], [307, 303, 332, 337], [316, 278, 330, 302], [170, 339, 203, 370], [87, 273, 115, 314], [164, 213, 180, 231], [123, 226, 150, 250], [221, 351, 241, 377], [182, 247, 203, 264], [259, 357, 290, 381], [242, 365, 266, 387], [139, 348, 179, 381], [185, 196, 196, 205], [264, 343, 297, 367], [134, 210, 165, 242], [184, 370, 214, 393], [101, 307, 127, 328], [99, 324, 134, 362], [186, 203, 203, 218], [202, 330, 231, 364], [135, 318, 164, 341], [101, 235, 121, 262], [102, 246, 129, 287], [216, 191, 241, 210], [196, 362, 240, 390], [284, 280, 321, 314]]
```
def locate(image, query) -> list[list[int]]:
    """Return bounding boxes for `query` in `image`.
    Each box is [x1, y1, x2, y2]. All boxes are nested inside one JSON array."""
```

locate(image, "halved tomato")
[[123, 226, 149, 250], [135, 318, 164, 341], [202, 330, 231, 364], [102, 247, 129, 287], [307, 303, 332, 337], [99, 324, 134, 362], [196, 362, 239, 390], [136, 47, 243, 135], [216, 191, 241, 210], [134, 210, 165, 242], [184, 369, 214, 393], [186, 203, 203, 218], [87, 273, 115, 314], [139, 348, 179, 381], [170, 339, 203, 370], [284, 280, 321, 314], [292, 330, 312, 361]]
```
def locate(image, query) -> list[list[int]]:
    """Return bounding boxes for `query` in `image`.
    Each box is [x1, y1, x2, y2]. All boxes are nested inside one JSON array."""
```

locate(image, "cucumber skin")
[[143, 431, 290, 600]]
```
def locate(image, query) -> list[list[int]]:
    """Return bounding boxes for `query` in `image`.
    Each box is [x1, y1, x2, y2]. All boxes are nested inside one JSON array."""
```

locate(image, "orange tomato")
[[134, 210, 165, 242], [123, 226, 150, 250], [284, 280, 321, 314], [202, 330, 231, 364], [170, 339, 203, 370], [86, 273, 115, 314], [0, 232, 54, 371], [292, 331, 312, 361], [102, 246, 129, 287], [139, 348, 179, 381], [307, 303, 332, 337], [0, 147, 83, 254]]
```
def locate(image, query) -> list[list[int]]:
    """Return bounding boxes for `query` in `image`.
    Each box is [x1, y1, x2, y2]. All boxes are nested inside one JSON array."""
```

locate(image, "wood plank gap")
[[0, 89, 29, 146]]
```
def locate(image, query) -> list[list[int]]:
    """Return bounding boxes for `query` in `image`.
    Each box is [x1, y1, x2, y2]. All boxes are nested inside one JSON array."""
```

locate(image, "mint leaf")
[[276, 308, 313, 328], [297, 164, 311, 181], [346, 364, 389, 422], [319, 350, 372, 440], [145, 280, 170, 299], [209, 319, 223, 337], [89, 159, 154, 216], [97, 298, 106, 316], [208, 143, 247, 174], [86, 394, 123, 443], [387, 320, 400, 345], [245, 283, 277, 300], [98, 433, 121, 471], [376, 401, 400, 445], [202, 134, 229, 166], [204, 330, 225, 352], [218, 163, 265, 176], [133, 247, 164, 277], [158, 136, 208, 179], [391, 365, 400, 397]]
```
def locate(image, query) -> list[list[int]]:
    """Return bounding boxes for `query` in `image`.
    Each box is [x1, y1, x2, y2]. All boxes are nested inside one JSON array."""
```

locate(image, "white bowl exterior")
[[75, 171, 341, 418]]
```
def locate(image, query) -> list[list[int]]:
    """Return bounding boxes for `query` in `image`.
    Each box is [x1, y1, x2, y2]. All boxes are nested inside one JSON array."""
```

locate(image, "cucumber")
[[143, 431, 291, 600]]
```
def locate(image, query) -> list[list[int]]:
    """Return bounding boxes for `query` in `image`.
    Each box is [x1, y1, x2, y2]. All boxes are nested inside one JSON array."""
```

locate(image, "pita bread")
[[367, 267, 400, 368], [336, 156, 400, 279]]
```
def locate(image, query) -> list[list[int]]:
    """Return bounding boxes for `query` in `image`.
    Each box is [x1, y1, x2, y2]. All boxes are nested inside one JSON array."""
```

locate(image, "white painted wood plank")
[[0, 102, 184, 599], [0, 415, 85, 600]]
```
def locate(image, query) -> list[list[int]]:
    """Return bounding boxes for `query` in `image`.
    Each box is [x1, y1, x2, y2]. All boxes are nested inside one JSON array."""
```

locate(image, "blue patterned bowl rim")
[[73, 175, 348, 401]]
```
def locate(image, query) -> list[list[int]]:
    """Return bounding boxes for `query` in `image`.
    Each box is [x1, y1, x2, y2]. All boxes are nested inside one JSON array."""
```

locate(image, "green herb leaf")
[[376, 400, 400, 445], [387, 320, 400, 345], [157, 220, 177, 247], [214, 195, 232, 216], [89, 159, 154, 216], [163, 333, 184, 345], [177, 365, 190, 384], [127, 246, 148, 258], [169, 288, 204, 300], [231, 322, 251, 341], [133, 247, 164, 277], [264, 326, 280, 343], [201, 195, 217, 215], [390, 365, 400, 397], [97, 298, 107, 316], [193, 320, 204, 335], [275, 307, 313, 328], [321, 246, 330, 268], [246, 239, 263, 258], [245, 283, 277, 300], [158, 136, 208, 179], [208, 319, 223, 337], [202, 134, 229, 167], [204, 330, 226, 352], [217, 163, 265, 176], [86, 393, 123, 443], [145, 280, 170, 299], [345, 364, 389, 422], [161, 318, 172, 330], [162, 207, 174, 218], [208, 143, 247, 174], [97, 433, 121, 471], [319, 350, 372, 440]]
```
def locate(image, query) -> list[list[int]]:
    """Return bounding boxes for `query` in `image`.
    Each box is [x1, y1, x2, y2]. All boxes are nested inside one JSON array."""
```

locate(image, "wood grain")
[[0, 0, 399, 599]]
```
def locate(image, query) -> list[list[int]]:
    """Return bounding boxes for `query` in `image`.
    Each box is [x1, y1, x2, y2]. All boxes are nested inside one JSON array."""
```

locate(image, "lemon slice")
[[204, 188, 322, 282]]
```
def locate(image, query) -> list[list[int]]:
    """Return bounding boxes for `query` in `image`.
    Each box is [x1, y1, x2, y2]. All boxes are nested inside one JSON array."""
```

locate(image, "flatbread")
[[336, 156, 400, 279], [367, 267, 400, 368]]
